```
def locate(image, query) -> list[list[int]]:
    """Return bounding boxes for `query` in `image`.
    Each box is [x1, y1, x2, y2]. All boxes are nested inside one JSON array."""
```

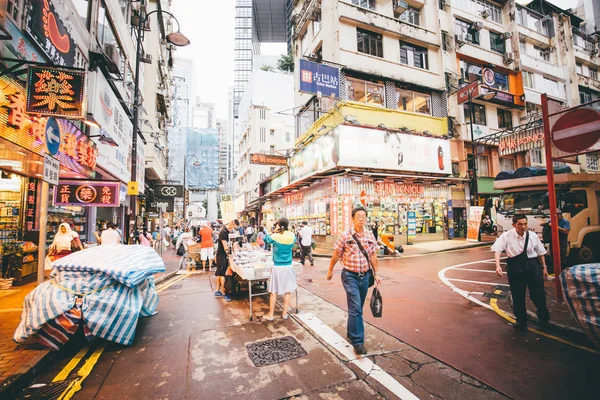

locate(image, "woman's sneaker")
[[223, 294, 232, 302], [214, 291, 223, 297]]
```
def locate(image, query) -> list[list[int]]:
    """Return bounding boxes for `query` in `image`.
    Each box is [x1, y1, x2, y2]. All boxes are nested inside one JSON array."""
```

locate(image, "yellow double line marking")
[[489, 290, 600, 356], [52, 273, 191, 397]]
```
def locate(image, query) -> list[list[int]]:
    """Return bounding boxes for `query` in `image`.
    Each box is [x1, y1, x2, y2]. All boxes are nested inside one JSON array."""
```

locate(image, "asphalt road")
[[16, 247, 600, 400]]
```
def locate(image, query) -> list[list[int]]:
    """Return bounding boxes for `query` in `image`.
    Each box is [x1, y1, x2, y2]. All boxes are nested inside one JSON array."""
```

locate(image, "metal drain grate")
[[18, 379, 77, 400], [165, 284, 182, 290], [246, 336, 307, 367]]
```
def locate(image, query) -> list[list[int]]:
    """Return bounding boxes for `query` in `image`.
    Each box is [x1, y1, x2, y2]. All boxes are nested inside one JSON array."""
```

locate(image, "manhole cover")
[[246, 336, 307, 367], [18, 379, 76, 400], [166, 284, 182, 290]]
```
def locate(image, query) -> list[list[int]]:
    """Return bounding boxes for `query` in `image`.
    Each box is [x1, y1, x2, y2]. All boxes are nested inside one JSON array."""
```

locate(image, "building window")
[[400, 42, 428, 69], [543, 77, 560, 97], [460, 61, 482, 83], [397, 89, 432, 115], [260, 109, 266, 119], [357, 28, 383, 58], [576, 63, 583, 75], [523, 71, 535, 89], [455, 19, 480, 45], [454, 0, 502, 24], [499, 158, 515, 171], [497, 109, 512, 129], [530, 149, 543, 164], [464, 103, 487, 125], [260, 173, 267, 181], [489, 71, 510, 91], [517, 7, 550, 36], [285, 132, 291, 142], [352, 0, 375, 10], [590, 68, 598, 80], [347, 78, 385, 106], [533, 45, 550, 62], [6, 0, 23, 24], [490, 31, 505, 54], [587, 154, 599, 171], [398, 6, 421, 26], [260, 127, 266, 142], [270, 145, 275, 154], [477, 155, 490, 177], [312, 12, 322, 34], [270, 129, 275, 136], [73, 0, 91, 30]]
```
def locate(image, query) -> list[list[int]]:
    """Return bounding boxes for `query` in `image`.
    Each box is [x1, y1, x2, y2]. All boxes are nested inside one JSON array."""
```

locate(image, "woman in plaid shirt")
[[327, 207, 381, 355]]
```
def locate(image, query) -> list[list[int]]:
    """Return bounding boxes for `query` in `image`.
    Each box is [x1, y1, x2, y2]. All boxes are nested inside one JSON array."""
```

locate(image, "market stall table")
[[229, 247, 302, 321]]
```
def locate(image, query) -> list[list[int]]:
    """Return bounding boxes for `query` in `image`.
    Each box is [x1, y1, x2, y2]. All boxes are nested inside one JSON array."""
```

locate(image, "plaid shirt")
[[333, 228, 378, 273]]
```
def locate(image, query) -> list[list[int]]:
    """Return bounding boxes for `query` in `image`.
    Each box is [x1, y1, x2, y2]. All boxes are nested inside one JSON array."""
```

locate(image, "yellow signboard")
[[127, 181, 139, 195]]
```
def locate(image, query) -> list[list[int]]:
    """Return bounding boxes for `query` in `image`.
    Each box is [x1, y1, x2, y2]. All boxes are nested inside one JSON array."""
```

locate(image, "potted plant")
[[1, 241, 23, 288]]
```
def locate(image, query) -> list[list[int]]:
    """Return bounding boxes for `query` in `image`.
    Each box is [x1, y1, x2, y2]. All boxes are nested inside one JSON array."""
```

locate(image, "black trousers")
[[507, 258, 550, 324], [300, 244, 313, 265]]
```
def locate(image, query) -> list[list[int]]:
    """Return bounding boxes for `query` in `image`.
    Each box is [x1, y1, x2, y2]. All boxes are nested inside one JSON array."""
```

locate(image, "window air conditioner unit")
[[503, 31, 513, 40], [473, 21, 484, 31], [104, 44, 121, 68], [441, 0, 450, 8], [455, 34, 466, 46], [481, 9, 490, 19], [141, 53, 152, 64], [394, 0, 408, 14], [541, 46, 555, 54], [503, 52, 515, 64]]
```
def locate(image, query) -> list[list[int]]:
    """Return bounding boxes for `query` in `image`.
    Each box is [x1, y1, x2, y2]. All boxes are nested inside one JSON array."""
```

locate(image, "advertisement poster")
[[337, 125, 451, 175], [220, 201, 236, 224], [289, 130, 339, 183], [467, 206, 484, 242], [407, 211, 417, 244]]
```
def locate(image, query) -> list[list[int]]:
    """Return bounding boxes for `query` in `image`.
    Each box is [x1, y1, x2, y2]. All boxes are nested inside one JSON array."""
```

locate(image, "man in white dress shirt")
[[492, 214, 550, 329]]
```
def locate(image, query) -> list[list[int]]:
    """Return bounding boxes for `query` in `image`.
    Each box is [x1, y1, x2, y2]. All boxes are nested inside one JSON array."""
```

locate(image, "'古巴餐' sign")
[[54, 181, 119, 207], [499, 127, 544, 156]]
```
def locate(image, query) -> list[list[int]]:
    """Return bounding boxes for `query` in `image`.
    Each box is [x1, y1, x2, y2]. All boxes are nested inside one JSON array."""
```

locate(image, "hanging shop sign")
[[26, 0, 76, 66], [284, 191, 304, 205], [54, 181, 120, 207], [147, 197, 174, 213], [87, 71, 143, 192], [407, 211, 417, 243], [299, 59, 340, 98], [337, 125, 452, 175], [155, 184, 184, 198], [250, 153, 287, 166], [25, 179, 38, 232], [0, 74, 96, 178], [0, 18, 46, 63], [499, 126, 545, 156], [457, 81, 480, 105], [478, 86, 515, 106], [26, 66, 85, 118], [471, 124, 490, 140], [220, 201, 236, 223]]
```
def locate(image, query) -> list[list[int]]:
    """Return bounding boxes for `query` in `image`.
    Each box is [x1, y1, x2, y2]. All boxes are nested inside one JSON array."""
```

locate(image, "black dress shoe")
[[353, 344, 367, 355], [513, 321, 528, 330], [539, 320, 550, 329]]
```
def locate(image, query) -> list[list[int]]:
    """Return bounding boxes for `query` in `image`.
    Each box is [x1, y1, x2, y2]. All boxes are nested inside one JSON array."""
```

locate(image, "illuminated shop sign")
[[499, 127, 545, 156], [26, 0, 77, 66], [250, 153, 287, 166], [25, 179, 37, 231], [54, 181, 120, 207], [299, 59, 340, 98], [26, 66, 85, 118], [0, 73, 96, 177], [374, 181, 425, 197], [284, 191, 304, 204]]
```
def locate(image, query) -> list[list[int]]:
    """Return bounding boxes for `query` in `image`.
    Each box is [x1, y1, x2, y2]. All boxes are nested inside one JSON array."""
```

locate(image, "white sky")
[[171, 0, 579, 121]]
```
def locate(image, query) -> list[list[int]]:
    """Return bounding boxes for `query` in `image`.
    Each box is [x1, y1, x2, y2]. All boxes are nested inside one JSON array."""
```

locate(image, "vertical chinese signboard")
[[299, 59, 340, 98], [25, 179, 37, 232], [26, 66, 85, 118], [53, 181, 120, 207], [407, 211, 417, 244]]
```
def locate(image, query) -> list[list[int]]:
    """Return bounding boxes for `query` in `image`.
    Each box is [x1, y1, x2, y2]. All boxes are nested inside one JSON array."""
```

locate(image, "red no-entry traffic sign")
[[551, 107, 600, 153]]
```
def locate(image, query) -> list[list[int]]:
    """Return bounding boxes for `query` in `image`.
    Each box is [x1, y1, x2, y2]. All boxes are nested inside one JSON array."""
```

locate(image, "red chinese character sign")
[[26, 66, 85, 118], [53, 181, 119, 207]]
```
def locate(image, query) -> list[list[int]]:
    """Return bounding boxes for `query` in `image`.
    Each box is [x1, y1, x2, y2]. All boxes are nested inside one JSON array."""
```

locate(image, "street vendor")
[[215, 219, 240, 302], [49, 223, 82, 261], [263, 218, 297, 321]]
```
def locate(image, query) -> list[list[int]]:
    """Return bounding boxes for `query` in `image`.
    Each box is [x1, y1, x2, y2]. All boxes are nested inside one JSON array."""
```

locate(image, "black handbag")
[[352, 233, 376, 287], [176, 243, 185, 256], [370, 286, 383, 317]]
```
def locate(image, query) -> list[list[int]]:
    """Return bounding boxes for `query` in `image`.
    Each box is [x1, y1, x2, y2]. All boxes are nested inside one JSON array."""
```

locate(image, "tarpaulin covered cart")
[[561, 264, 600, 349], [14, 245, 165, 350]]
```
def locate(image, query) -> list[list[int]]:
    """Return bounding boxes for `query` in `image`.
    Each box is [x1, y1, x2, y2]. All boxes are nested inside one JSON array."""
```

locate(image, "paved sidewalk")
[[314, 238, 493, 258], [0, 247, 183, 398]]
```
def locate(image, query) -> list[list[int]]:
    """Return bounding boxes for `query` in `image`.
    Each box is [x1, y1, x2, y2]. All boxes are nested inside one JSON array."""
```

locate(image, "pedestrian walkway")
[[314, 238, 493, 258], [0, 247, 182, 398]]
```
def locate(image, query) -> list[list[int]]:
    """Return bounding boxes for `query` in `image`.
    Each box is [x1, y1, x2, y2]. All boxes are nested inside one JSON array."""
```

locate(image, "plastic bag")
[[176, 244, 185, 256], [370, 286, 383, 318]]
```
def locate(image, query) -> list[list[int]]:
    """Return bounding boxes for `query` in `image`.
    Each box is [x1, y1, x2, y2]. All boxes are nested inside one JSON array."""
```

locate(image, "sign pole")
[[37, 180, 49, 285], [541, 94, 563, 302]]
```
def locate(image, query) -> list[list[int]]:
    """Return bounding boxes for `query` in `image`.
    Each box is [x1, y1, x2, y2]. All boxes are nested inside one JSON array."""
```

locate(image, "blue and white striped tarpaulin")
[[560, 264, 600, 349], [14, 245, 165, 348]]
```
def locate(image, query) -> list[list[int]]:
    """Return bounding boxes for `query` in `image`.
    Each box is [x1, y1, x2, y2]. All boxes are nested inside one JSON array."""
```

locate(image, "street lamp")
[[183, 154, 201, 226], [129, 1, 190, 240]]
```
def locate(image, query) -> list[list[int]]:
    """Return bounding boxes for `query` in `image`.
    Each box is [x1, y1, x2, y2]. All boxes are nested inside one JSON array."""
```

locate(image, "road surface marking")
[[489, 297, 600, 356], [440, 259, 600, 355], [297, 312, 419, 400], [57, 344, 106, 400], [157, 273, 191, 293], [53, 346, 90, 382], [447, 278, 509, 286], [451, 268, 506, 274]]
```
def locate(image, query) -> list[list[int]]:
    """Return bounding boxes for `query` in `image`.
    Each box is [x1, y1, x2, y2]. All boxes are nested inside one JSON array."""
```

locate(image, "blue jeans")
[[341, 269, 370, 346]]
